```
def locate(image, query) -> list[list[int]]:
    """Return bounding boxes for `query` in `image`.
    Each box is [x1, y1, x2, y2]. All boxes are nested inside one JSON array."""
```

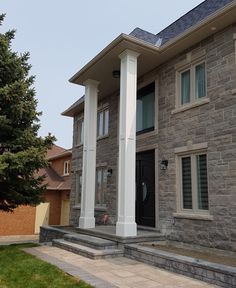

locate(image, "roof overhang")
[[66, 1, 236, 116], [47, 149, 72, 161]]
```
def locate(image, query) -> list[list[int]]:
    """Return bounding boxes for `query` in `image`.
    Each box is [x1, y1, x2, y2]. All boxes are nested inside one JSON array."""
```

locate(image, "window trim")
[[63, 160, 70, 176], [174, 52, 208, 113], [76, 118, 84, 146], [175, 143, 210, 218], [95, 166, 107, 208], [75, 171, 82, 205], [97, 108, 109, 139]]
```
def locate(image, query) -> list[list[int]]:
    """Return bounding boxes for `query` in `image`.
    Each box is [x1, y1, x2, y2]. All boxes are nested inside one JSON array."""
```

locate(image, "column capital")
[[118, 49, 140, 60], [83, 79, 100, 87]]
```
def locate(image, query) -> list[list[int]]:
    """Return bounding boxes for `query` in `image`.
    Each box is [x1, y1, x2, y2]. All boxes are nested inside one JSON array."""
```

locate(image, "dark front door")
[[136, 150, 155, 227]]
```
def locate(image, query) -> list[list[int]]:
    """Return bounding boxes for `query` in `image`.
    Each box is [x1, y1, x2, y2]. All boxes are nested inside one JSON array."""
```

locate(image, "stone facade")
[[70, 24, 236, 251]]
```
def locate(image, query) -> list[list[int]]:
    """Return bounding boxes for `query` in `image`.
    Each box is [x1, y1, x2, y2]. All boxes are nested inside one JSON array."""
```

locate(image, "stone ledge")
[[173, 213, 213, 221], [125, 244, 236, 288], [171, 98, 210, 114]]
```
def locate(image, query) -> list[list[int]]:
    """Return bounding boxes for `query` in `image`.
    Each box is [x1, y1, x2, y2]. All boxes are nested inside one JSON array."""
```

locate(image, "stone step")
[[64, 233, 118, 250], [52, 239, 123, 259]]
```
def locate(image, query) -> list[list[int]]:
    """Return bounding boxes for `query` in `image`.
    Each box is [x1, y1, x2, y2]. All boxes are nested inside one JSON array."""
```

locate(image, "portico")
[[69, 33, 163, 237], [79, 50, 139, 237]]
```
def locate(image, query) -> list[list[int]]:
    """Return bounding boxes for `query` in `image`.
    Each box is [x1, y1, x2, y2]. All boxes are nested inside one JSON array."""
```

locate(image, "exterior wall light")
[[112, 70, 120, 79], [160, 160, 168, 170], [107, 168, 113, 177]]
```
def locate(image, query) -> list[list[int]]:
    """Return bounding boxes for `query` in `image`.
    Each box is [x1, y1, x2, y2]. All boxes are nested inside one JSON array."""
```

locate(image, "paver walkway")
[[24, 246, 218, 288]]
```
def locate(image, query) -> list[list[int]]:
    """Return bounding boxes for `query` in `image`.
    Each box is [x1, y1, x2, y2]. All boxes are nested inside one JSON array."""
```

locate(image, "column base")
[[116, 221, 137, 237], [79, 216, 95, 229]]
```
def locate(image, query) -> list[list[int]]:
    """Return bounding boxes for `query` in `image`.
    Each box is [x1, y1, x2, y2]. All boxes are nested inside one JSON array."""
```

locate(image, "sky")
[[1, 0, 203, 149]]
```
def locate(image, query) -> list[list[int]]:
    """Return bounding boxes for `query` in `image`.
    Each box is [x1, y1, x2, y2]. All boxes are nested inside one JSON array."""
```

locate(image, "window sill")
[[136, 129, 157, 140], [73, 205, 107, 212], [97, 135, 109, 141], [171, 98, 210, 115], [95, 206, 107, 211], [75, 143, 83, 148], [173, 212, 213, 221]]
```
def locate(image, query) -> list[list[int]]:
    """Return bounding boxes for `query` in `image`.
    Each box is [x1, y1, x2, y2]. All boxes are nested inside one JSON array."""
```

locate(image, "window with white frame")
[[63, 160, 70, 176], [178, 61, 206, 106], [97, 109, 109, 138], [178, 152, 209, 213], [75, 172, 82, 204], [95, 167, 107, 206], [76, 119, 84, 145]]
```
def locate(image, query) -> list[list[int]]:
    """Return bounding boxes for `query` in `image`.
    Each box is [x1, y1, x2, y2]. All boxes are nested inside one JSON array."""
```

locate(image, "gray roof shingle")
[[130, 0, 234, 46]]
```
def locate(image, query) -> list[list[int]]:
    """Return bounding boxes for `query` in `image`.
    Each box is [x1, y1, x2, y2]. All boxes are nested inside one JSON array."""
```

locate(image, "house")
[[62, 0, 236, 253], [0, 145, 72, 236]]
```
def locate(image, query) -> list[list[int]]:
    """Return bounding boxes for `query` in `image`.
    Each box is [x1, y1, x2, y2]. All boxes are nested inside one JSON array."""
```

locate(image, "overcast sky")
[[1, 0, 203, 148]]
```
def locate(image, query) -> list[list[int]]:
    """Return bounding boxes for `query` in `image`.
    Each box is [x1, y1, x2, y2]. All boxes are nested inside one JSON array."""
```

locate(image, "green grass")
[[0, 244, 93, 288]]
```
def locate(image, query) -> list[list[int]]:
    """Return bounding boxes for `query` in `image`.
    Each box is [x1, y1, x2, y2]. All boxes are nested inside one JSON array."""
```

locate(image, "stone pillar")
[[116, 50, 139, 237], [79, 79, 99, 229]]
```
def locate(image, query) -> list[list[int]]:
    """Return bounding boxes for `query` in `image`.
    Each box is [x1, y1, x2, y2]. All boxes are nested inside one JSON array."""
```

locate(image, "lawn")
[[0, 244, 93, 288]]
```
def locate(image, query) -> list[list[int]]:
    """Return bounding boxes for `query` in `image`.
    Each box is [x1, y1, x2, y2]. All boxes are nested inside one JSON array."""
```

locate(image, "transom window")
[[136, 82, 155, 134], [95, 167, 107, 207], [179, 153, 209, 213], [179, 62, 206, 106], [76, 119, 84, 145], [97, 109, 109, 138], [63, 160, 70, 176]]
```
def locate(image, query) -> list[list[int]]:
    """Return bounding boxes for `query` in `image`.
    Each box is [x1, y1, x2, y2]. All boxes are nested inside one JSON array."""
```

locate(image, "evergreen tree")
[[0, 14, 55, 212]]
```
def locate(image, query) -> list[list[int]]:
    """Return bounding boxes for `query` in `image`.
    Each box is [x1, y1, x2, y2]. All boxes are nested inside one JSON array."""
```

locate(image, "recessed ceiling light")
[[211, 26, 217, 31]]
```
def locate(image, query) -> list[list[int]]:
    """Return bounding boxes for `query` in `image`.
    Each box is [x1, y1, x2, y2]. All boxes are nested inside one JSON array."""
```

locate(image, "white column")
[[79, 79, 99, 229], [116, 49, 139, 237]]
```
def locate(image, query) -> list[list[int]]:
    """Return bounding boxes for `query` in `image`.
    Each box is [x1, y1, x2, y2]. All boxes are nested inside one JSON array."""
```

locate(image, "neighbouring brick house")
[[0, 145, 72, 236], [62, 0, 236, 252]]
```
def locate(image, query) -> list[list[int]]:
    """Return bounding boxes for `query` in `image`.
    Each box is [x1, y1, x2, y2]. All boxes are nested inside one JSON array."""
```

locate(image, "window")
[[97, 109, 109, 138], [75, 172, 82, 204], [136, 82, 155, 134], [76, 119, 84, 145], [95, 168, 107, 206], [178, 62, 206, 107], [63, 160, 70, 176], [179, 153, 208, 213]]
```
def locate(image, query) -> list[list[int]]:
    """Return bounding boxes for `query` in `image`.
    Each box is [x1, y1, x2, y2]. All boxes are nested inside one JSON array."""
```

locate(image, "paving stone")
[[23, 246, 216, 288]]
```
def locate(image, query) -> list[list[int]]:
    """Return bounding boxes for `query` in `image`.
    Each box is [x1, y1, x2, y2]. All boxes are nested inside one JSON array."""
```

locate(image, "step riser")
[[64, 236, 117, 250], [52, 240, 124, 260]]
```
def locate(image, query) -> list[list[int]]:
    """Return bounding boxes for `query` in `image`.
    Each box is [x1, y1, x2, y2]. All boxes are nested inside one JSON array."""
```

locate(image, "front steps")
[[52, 233, 123, 259]]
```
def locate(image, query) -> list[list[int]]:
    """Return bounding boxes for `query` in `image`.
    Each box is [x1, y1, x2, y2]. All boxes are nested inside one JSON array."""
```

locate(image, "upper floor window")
[[76, 119, 84, 146], [97, 109, 109, 138], [136, 82, 155, 135], [178, 62, 206, 106], [63, 160, 70, 176], [178, 153, 209, 213]]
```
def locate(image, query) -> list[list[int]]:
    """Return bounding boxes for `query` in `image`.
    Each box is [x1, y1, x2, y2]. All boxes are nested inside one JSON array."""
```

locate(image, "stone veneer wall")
[[70, 23, 236, 251], [158, 24, 236, 252]]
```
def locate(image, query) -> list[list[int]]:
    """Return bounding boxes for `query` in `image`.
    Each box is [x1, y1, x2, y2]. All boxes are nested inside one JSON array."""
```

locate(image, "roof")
[[130, 0, 234, 46], [46, 145, 72, 160], [46, 145, 66, 159], [37, 167, 71, 190], [61, 96, 85, 117]]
